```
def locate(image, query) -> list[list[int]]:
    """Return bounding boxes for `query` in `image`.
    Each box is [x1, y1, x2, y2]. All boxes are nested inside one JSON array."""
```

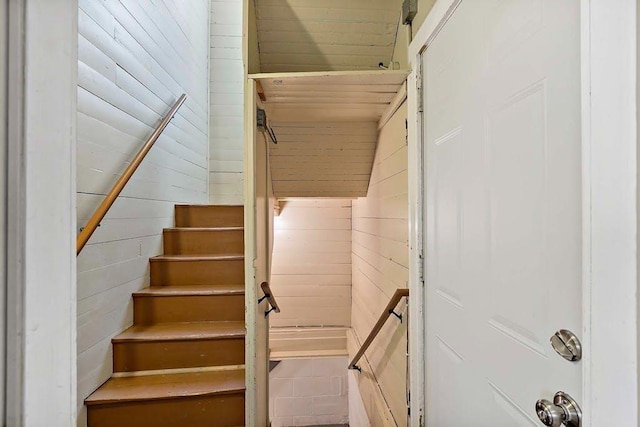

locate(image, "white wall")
[[269, 123, 378, 198], [348, 370, 371, 427], [22, 0, 78, 425], [351, 103, 408, 425], [210, 0, 244, 204], [76, 0, 209, 424], [271, 199, 352, 328], [392, 0, 436, 69], [270, 357, 349, 426], [253, 0, 401, 73]]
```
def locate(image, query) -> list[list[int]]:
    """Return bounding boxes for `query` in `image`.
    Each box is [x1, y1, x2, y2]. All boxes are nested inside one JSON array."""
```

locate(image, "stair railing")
[[76, 94, 187, 255], [349, 288, 409, 372], [259, 281, 280, 317]]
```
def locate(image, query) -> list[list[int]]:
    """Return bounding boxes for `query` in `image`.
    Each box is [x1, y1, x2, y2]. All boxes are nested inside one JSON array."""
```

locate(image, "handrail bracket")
[[259, 282, 280, 318], [76, 94, 187, 255], [389, 309, 403, 323], [348, 289, 409, 375]]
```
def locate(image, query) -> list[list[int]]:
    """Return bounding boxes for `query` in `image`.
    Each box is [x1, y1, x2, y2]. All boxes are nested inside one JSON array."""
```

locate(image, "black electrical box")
[[402, 0, 417, 25], [257, 107, 267, 131]]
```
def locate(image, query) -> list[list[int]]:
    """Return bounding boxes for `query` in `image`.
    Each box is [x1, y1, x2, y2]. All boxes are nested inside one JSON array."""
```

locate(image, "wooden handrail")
[[76, 94, 187, 255], [260, 282, 280, 316], [349, 288, 409, 371]]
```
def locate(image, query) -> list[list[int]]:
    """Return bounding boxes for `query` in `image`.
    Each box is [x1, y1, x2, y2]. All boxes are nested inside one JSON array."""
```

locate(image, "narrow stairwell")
[[85, 205, 246, 427]]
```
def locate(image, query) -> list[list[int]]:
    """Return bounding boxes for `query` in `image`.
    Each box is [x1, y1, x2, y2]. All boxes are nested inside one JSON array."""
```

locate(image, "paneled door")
[[423, 1, 582, 425]]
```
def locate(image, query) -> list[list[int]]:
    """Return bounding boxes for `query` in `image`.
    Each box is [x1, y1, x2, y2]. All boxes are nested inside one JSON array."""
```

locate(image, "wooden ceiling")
[[253, 71, 408, 198], [254, 0, 403, 73]]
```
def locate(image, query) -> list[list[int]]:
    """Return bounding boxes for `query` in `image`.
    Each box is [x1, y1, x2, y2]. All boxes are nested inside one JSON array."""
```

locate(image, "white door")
[[423, 1, 582, 425]]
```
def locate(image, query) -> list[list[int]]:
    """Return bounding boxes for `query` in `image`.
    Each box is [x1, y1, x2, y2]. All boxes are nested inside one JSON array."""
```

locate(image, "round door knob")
[[535, 392, 582, 427], [536, 399, 564, 426]]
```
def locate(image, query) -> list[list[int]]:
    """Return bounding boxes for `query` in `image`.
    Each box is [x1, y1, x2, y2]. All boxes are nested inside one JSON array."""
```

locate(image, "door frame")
[[5, 0, 78, 425], [406, 1, 638, 426], [244, 78, 271, 426]]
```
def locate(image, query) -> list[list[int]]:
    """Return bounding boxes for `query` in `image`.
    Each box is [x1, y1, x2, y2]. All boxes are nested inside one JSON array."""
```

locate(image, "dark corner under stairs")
[[85, 205, 247, 427]]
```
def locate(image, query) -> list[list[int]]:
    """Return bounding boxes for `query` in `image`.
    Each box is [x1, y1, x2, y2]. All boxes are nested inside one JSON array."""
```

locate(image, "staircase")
[[85, 205, 246, 427]]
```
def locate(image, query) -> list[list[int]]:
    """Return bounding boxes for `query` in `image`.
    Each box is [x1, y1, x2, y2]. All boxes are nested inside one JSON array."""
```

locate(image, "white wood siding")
[[392, 0, 437, 68], [20, 2, 78, 425], [270, 327, 348, 359], [255, 0, 402, 72], [269, 122, 377, 198], [76, 0, 209, 424], [351, 103, 408, 425], [254, 71, 407, 198], [270, 199, 352, 328], [210, 0, 244, 204]]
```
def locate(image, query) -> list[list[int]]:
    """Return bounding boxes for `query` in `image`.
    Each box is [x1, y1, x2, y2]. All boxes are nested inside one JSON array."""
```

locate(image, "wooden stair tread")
[[85, 369, 245, 406], [113, 321, 245, 342], [163, 227, 243, 232], [134, 284, 244, 297], [151, 255, 244, 262]]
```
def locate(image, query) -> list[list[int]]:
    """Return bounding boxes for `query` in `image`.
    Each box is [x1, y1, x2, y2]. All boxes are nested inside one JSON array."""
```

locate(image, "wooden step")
[[86, 369, 245, 427], [112, 322, 245, 373], [175, 205, 243, 228], [150, 255, 244, 286], [133, 285, 245, 324], [162, 227, 244, 256]]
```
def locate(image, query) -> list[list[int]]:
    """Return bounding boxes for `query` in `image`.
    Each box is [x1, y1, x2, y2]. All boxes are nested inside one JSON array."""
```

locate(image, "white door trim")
[[407, 1, 638, 426], [579, 1, 638, 425], [6, 0, 78, 425], [5, 0, 25, 423]]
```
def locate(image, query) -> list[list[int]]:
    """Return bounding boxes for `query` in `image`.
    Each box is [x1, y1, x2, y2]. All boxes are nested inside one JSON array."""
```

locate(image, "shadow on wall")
[[254, 0, 402, 73], [254, 0, 329, 73], [368, 299, 407, 376]]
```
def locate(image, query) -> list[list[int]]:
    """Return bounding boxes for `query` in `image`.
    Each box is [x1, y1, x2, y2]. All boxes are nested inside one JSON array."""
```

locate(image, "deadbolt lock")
[[550, 329, 581, 362], [535, 391, 581, 427]]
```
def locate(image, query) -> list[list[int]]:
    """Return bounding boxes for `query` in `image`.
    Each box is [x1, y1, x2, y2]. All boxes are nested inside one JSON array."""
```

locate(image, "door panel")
[[423, 1, 582, 425]]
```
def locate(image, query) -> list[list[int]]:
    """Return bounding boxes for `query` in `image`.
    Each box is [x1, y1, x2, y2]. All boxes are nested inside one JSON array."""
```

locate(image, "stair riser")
[[175, 206, 243, 228], [150, 259, 244, 286], [134, 294, 245, 324], [87, 393, 245, 427], [113, 338, 245, 372], [163, 229, 244, 256], [270, 337, 347, 353]]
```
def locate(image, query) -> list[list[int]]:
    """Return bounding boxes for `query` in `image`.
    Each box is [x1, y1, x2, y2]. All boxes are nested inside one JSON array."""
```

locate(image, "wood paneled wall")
[[269, 122, 378, 198], [392, 0, 437, 68], [76, 0, 209, 424], [255, 0, 402, 72], [270, 199, 352, 328], [210, 0, 244, 204], [350, 103, 408, 425]]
